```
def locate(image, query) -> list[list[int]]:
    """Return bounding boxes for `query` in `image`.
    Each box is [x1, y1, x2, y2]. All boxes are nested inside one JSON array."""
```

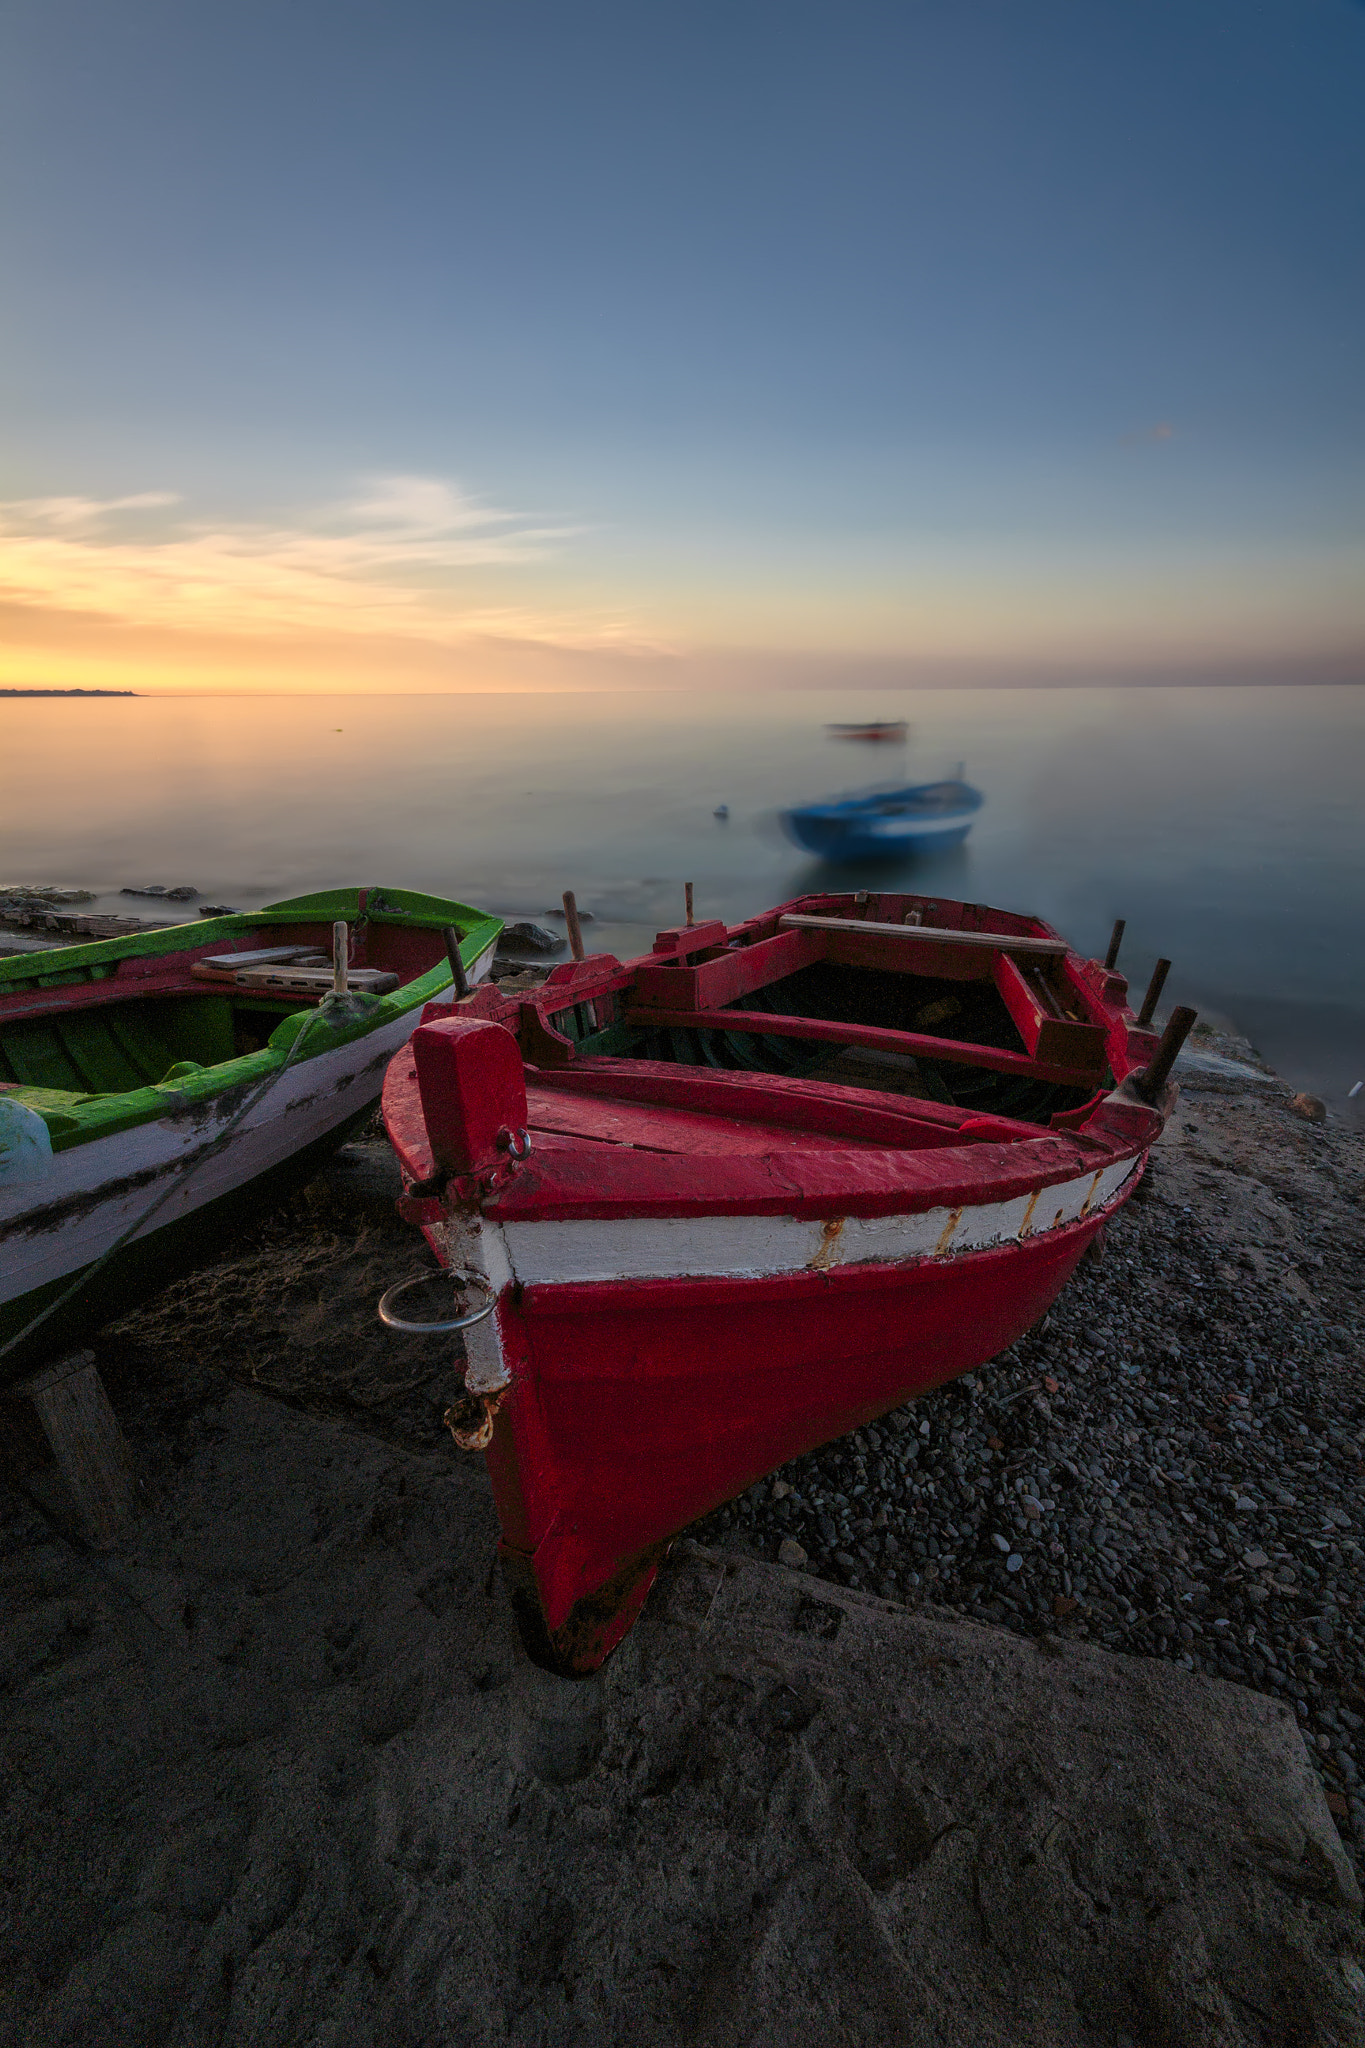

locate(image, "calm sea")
[[3, 685, 1362, 1117]]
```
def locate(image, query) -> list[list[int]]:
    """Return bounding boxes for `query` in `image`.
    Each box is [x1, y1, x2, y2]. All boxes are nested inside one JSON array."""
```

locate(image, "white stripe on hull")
[[496, 1155, 1138, 1289], [864, 810, 973, 839], [0, 934, 497, 1309]]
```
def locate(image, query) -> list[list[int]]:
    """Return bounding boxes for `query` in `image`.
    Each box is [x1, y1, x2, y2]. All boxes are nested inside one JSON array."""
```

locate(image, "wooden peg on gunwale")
[[442, 925, 470, 999], [684, 882, 695, 927], [333, 920, 349, 996], [562, 891, 586, 962], [1135, 1005, 1197, 1103], [1137, 958, 1171, 1029], [1104, 918, 1126, 971], [17, 1350, 138, 1547]]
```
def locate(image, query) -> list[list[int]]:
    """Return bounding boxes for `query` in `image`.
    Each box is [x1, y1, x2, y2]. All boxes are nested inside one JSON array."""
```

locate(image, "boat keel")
[[499, 1536, 668, 1676]]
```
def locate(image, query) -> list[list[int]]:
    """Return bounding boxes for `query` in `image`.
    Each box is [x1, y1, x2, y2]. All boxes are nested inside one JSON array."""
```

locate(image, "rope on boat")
[[0, 994, 357, 1368]]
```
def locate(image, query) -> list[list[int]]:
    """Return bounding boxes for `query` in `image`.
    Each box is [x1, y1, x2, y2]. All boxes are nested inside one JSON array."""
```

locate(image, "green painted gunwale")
[[0, 886, 502, 1153]]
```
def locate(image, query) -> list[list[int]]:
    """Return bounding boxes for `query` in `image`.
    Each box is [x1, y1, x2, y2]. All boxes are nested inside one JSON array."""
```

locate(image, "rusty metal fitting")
[[444, 1387, 505, 1451]]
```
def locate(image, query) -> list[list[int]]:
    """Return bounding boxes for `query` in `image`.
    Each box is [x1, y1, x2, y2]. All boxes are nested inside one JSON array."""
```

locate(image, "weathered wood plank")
[[630, 927, 822, 1012], [778, 912, 1071, 956], [18, 1350, 137, 1546], [231, 965, 398, 993], [992, 954, 1109, 1072], [620, 1006, 1102, 1088]]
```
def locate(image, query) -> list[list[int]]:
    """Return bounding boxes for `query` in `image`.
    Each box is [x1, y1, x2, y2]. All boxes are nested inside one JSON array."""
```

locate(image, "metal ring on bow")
[[498, 1126, 532, 1160], [377, 1266, 496, 1334]]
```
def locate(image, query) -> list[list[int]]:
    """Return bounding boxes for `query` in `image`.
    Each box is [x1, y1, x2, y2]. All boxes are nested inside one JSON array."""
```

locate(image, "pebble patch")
[[698, 1032, 1365, 1877]]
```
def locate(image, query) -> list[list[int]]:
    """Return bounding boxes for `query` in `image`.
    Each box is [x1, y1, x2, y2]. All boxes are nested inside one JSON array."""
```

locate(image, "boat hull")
[[381, 886, 1177, 1674], [0, 1000, 423, 1378], [0, 905, 499, 1380], [470, 1178, 1130, 1672], [781, 781, 982, 863], [785, 814, 974, 859], [0, 1107, 373, 1374]]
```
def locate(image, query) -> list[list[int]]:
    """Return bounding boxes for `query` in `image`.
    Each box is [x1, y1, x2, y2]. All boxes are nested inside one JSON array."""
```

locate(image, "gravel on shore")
[[698, 1030, 1365, 1870]]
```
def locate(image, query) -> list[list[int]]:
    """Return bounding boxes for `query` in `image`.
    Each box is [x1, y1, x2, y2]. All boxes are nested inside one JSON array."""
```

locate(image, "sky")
[[1, 0, 1362, 694]]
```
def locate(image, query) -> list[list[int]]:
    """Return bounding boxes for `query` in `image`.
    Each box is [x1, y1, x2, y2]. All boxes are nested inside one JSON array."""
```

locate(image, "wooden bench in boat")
[[618, 910, 1110, 1086], [619, 1003, 1104, 1089], [191, 948, 399, 997], [776, 912, 1071, 955], [230, 965, 399, 995]]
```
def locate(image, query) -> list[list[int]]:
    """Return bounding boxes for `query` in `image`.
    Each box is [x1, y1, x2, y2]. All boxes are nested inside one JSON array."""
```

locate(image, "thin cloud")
[[0, 475, 642, 651], [343, 475, 517, 534], [1119, 422, 1176, 447], [9, 491, 182, 532]]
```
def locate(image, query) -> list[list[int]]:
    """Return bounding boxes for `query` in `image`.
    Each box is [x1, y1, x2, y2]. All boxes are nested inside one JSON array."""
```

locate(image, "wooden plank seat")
[[191, 947, 399, 998], [231, 965, 399, 995], [776, 911, 1071, 955], [620, 911, 1110, 1087], [619, 1004, 1104, 1089]]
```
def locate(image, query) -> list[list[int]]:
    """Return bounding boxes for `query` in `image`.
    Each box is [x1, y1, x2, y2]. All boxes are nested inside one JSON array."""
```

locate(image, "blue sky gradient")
[[2, 0, 1362, 688]]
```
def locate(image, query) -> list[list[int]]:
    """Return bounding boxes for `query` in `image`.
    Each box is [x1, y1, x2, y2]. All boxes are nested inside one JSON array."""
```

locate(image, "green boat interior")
[[0, 887, 503, 1136], [0, 992, 315, 1097]]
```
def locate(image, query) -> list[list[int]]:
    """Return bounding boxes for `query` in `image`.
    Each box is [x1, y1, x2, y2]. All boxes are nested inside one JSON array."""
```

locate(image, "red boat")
[[381, 893, 1191, 1675], [824, 719, 908, 742]]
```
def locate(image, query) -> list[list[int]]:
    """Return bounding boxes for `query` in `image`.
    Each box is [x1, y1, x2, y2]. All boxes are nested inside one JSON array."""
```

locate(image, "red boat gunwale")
[[381, 889, 1177, 1674]]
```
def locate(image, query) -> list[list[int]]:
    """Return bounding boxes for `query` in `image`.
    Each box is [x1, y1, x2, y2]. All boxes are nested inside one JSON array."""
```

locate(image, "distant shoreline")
[[0, 688, 138, 697]]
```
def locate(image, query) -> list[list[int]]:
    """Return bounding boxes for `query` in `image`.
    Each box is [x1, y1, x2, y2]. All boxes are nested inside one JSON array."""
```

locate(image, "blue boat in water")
[[781, 775, 983, 862]]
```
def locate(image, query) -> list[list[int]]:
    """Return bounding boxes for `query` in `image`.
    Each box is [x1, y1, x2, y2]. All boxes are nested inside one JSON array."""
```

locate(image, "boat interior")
[[0, 912, 459, 1097], [505, 893, 1124, 1130]]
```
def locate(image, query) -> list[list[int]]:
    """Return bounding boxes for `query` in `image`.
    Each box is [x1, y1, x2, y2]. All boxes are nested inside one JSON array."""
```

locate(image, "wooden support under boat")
[[1134, 1005, 1198, 1102], [18, 1349, 138, 1546], [443, 925, 471, 999]]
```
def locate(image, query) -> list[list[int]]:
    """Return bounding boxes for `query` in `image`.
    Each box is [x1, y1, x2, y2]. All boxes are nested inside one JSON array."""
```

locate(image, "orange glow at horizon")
[[1, 477, 1362, 694]]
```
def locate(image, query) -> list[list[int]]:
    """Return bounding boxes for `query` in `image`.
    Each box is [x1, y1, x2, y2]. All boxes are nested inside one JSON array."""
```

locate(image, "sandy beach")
[[3, 1035, 1363, 2045]]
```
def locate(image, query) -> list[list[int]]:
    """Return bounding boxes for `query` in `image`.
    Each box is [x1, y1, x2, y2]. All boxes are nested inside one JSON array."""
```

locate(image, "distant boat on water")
[[781, 776, 983, 862], [824, 720, 907, 743]]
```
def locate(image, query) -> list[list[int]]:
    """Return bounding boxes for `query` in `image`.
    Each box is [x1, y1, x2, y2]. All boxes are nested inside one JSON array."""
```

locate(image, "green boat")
[[0, 886, 502, 1382]]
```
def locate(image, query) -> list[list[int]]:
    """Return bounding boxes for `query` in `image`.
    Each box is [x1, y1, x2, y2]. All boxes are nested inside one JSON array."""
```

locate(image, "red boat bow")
[[381, 891, 1183, 1673]]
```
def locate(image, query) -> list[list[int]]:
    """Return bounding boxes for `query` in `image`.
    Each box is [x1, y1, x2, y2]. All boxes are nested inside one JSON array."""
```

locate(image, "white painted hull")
[[1, 936, 496, 1318], [481, 1154, 1139, 1293], [864, 809, 972, 840]]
